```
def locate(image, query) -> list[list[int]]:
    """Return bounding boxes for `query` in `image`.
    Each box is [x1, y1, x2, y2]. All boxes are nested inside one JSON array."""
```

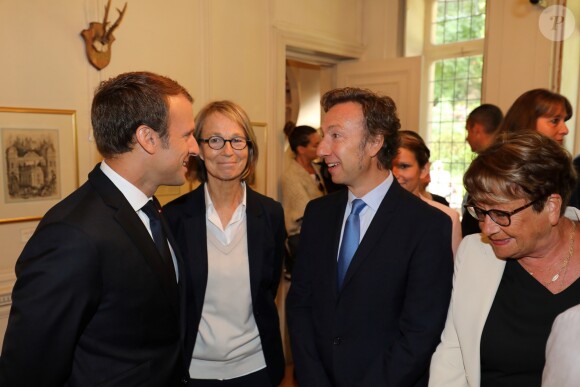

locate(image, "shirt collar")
[[100, 160, 150, 211], [203, 181, 247, 210], [347, 172, 393, 212]]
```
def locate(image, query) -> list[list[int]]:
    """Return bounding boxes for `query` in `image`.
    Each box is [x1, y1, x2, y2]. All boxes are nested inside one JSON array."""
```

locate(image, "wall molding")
[[274, 22, 364, 62], [0, 269, 15, 307]]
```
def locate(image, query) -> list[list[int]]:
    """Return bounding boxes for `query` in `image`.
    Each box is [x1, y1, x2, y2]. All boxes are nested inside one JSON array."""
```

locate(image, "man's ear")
[[368, 135, 384, 158], [135, 125, 158, 155]]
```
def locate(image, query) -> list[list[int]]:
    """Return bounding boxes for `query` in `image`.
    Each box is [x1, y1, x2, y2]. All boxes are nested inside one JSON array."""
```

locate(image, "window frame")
[[420, 0, 487, 209]]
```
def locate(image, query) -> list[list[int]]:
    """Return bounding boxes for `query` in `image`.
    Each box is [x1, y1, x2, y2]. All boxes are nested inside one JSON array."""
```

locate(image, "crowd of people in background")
[[1, 73, 580, 387]]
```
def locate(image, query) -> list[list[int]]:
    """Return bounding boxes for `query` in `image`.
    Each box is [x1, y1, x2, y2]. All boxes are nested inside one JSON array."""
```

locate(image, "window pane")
[[427, 54, 483, 209], [436, 2, 447, 22], [441, 80, 455, 103], [434, 61, 444, 78], [468, 57, 483, 77], [457, 17, 473, 41], [471, 14, 485, 39], [435, 22, 446, 44], [446, 2, 459, 19], [460, 0, 474, 16], [455, 57, 469, 79], [467, 78, 482, 99], [442, 60, 456, 80], [433, 0, 485, 45]]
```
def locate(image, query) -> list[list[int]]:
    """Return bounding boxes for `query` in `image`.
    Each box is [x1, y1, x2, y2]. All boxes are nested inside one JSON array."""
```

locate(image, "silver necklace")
[[523, 221, 576, 289]]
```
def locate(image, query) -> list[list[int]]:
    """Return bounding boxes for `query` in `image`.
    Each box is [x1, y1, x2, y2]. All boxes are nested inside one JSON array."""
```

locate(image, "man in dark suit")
[[0, 71, 199, 386], [286, 87, 454, 386]]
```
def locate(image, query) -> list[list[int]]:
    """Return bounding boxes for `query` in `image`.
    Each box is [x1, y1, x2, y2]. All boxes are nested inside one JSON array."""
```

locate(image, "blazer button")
[[181, 377, 189, 384], [333, 337, 342, 345]]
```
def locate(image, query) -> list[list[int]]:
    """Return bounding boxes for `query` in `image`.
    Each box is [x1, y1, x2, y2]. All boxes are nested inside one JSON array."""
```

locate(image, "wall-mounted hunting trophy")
[[81, 0, 127, 70]]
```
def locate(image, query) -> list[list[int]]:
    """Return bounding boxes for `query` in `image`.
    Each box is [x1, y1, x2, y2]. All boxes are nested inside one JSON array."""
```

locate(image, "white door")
[[336, 56, 423, 132]]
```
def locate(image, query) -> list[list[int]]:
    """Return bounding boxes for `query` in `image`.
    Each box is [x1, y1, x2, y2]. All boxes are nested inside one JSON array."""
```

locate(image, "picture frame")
[[250, 122, 267, 195], [0, 107, 78, 224], [155, 183, 192, 207]]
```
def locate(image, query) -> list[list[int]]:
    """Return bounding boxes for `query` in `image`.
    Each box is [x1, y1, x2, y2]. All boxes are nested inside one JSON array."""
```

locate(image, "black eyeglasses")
[[464, 197, 544, 227], [198, 136, 250, 150]]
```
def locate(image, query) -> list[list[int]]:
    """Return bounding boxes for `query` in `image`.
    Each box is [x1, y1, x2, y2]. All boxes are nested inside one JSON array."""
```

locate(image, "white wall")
[[484, 1, 558, 111]]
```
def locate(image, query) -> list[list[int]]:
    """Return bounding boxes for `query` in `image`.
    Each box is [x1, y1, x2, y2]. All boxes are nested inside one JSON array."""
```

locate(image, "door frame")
[[268, 27, 363, 200]]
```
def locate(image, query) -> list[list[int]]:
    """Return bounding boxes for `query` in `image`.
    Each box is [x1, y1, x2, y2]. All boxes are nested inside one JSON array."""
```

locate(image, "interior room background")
[[1, 0, 579, 347]]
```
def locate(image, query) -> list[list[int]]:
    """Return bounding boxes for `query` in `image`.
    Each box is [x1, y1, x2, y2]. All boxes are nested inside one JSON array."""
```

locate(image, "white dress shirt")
[[100, 161, 178, 281], [338, 172, 394, 260]]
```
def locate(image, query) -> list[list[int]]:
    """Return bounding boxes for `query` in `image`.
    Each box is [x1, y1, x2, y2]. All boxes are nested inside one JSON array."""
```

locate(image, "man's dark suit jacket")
[[0, 164, 188, 386], [286, 179, 454, 387], [163, 184, 286, 386]]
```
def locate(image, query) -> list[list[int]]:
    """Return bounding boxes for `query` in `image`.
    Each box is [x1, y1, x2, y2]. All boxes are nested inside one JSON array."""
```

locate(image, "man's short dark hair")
[[466, 104, 503, 135], [92, 71, 193, 158]]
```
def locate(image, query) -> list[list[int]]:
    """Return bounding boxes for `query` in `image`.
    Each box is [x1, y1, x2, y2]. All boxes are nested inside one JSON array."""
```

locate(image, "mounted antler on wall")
[[81, 0, 128, 70]]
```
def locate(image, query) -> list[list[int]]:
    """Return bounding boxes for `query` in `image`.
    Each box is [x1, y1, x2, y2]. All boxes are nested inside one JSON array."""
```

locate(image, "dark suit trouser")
[[189, 368, 271, 387]]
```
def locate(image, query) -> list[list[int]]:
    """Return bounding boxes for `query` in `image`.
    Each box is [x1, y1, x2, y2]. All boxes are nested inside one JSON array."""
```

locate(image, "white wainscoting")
[[0, 269, 16, 349]]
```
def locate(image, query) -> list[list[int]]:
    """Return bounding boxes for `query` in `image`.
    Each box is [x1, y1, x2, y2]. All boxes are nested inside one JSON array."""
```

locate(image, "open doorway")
[[285, 59, 323, 129], [278, 58, 327, 378]]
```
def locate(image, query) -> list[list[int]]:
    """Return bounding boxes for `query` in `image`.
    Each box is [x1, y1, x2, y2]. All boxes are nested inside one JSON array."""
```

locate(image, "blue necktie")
[[337, 199, 366, 290]]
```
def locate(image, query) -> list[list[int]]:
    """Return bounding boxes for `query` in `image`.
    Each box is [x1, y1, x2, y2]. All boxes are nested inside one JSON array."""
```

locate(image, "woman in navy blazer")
[[164, 100, 285, 386]]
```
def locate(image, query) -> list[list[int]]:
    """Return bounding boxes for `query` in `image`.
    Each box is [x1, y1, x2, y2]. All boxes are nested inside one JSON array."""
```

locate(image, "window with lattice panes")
[[424, 0, 486, 210]]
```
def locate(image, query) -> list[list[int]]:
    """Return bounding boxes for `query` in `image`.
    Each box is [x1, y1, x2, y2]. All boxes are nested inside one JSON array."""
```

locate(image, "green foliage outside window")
[[426, 0, 486, 209], [434, 0, 486, 44]]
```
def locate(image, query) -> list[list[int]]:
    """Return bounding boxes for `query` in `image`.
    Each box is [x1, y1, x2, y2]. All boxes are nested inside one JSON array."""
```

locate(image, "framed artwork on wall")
[[250, 122, 267, 195], [0, 107, 78, 224]]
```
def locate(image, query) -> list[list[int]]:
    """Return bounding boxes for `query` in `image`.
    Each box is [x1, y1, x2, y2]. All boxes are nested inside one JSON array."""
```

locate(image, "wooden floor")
[[277, 276, 298, 386], [279, 365, 298, 387]]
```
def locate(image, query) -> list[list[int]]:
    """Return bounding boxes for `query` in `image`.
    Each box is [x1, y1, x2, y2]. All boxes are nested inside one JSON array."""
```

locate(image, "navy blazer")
[[286, 179, 454, 387], [164, 184, 286, 385], [0, 164, 187, 386]]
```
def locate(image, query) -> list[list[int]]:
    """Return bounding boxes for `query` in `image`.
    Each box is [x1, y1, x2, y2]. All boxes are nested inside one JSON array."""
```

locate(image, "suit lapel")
[[88, 165, 180, 317], [246, 188, 265, 302], [157, 199, 185, 298], [327, 191, 349, 297], [340, 180, 402, 292], [182, 186, 209, 320]]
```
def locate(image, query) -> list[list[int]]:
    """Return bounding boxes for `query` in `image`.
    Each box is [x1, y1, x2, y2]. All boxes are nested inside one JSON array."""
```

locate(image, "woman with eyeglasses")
[[163, 100, 285, 386], [429, 131, 580, 387], [281, 124, 326, 279]]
